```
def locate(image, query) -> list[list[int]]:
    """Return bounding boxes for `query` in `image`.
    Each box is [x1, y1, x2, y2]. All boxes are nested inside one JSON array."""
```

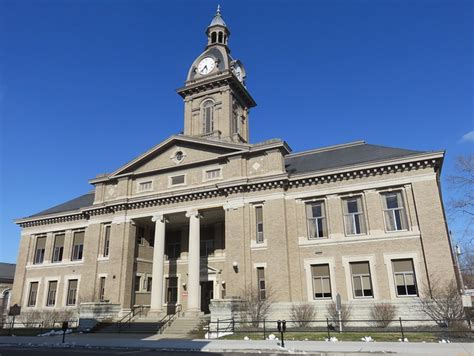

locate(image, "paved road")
[[0, 348, 285, 356]]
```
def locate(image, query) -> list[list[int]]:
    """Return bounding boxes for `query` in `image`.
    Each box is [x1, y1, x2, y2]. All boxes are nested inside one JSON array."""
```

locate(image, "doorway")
[[200, 281, 213, 314]]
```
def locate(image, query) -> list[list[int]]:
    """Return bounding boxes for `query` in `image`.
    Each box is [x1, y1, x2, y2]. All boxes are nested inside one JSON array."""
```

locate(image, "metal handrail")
[[157, 304, 182, 334], [117, 305, 144, 332]]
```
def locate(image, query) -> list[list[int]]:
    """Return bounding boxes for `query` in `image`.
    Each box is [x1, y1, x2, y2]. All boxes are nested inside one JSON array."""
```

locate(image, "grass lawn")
[[221, 331, 442, 342]]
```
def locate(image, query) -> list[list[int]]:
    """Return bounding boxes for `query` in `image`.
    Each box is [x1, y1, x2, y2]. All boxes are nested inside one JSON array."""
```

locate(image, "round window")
[[175, 151, 184, 162]]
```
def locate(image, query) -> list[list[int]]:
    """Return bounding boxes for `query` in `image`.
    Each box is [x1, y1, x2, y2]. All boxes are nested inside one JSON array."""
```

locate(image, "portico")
[[137, 207, 225, 315]]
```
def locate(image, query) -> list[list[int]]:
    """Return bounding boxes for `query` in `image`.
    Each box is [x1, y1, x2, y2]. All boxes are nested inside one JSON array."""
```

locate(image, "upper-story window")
[[255, 205, 264, 244], [170, 174, 185, 186], [33, 236, 46, 264], [205, 168, 221, 181], [202, 100, 214, 134], [71, 231, 84, 261], [52, 233, 65, 263], [102, 225, 111, 258], [138, 181, 152, 192], [343, 196, 366, 235], [381, 191, 408, 231], [306, 201, 328, 239]]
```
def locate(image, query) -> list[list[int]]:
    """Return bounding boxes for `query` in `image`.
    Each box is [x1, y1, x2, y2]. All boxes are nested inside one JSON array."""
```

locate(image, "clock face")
[[197, 57, 215, 75]]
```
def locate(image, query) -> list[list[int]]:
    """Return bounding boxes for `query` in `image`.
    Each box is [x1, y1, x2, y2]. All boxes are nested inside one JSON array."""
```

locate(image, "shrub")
[[419, 278, 464, 327], [326, 301, 352, 328], [290, 303, 317, 327], [370, 303, 397, 328], [239, 284, 273, 328]]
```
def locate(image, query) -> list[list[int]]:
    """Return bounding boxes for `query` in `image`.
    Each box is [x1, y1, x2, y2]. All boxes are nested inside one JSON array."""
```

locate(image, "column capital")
[[185, 210, 202, 219], [151, 214, 168, 223]]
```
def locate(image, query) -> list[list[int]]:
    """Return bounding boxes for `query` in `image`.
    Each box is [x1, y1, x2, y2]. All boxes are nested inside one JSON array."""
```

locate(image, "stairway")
[[159, 315, 207, 339], [92, 317, 165, 334]]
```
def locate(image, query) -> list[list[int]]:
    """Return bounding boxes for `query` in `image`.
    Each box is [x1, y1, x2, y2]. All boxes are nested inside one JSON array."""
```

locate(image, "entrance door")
[[200, 281, 213, 314]]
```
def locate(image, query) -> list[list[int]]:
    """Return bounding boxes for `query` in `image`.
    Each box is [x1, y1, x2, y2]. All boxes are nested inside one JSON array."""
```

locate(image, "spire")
[[206, 5, 230, 47], [209, 5, 227, 28]]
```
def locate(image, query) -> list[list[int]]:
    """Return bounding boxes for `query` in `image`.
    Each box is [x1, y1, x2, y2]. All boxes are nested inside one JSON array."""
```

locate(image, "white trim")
[[383, 252, 421, 300], [253, 262, 267, 269], [298, 232, 419, 247], [26, 260, 84, 269], [202, 166, 223, 182], [42, 276, 60, 308], [342, 255, 378, 301], [23, 277, 41, 308], [62, 275, 81, 307], [303, 257, 336, 302], [136, 178, 154, 193]]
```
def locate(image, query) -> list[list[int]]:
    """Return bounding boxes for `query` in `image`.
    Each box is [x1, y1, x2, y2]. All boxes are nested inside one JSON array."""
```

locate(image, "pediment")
[[108, 135, 246, 178]]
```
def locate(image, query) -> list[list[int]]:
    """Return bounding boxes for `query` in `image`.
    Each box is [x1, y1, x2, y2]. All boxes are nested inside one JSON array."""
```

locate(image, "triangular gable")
[[108, 135, 248, 178]]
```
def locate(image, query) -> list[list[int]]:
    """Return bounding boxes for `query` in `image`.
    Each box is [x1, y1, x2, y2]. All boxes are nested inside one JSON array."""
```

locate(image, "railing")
[[157, 304, 182, 334], [207, 317, 473, 341], [117, 305, 144, 333]]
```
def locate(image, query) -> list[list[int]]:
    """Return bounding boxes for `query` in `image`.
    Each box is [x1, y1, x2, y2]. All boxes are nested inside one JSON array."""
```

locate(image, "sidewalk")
[[0, 333, 472, 355]]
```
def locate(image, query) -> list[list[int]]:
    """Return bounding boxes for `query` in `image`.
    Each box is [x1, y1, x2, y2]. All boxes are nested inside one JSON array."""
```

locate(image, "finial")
[[216, 4, 221, 14]]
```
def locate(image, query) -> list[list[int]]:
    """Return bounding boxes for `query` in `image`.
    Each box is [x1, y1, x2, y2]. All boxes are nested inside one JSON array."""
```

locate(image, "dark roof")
[[0, 263, 16, 281], [28, 192, 95, 218], [285, 142, 424, 176]]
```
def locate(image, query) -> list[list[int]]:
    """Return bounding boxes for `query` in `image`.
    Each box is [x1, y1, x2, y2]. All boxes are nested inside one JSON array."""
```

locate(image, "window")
[[255, 205, 264, 243], [136, 227, 145, 246], [211, 32, 217, 43], [257, 267, 266, 300], [202, 100, 214, 133], [205, 168, 221, 180], [52, 233, 65, 263], [66, 279, 78, 306], [382, 191, 408, 231], [71, 231, 84, 261], [46, 281, 57, 307], [231, 111, 239, 134], [27, 282, 38, 307], [306, 201, 327, 239], [350, 262, 373, 298], [103, 225, 111, 257], [200, 239, 215, 257], [166, 242, 181, 260], [170, 174, 185, 186], [147, 277, 152, 292], [99, 277, 106, 302], [138, 181, 152, 192], [311, 264, 332, 299], [34, 236, 46, 264], [134, 275, 141, 292], [343, 197, 366, 235], [165, 277, 178, 303], [393, 259, 418, 296]]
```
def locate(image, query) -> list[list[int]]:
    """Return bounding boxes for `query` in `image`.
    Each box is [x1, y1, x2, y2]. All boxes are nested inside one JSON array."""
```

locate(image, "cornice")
[[16, 153, 443, 228]]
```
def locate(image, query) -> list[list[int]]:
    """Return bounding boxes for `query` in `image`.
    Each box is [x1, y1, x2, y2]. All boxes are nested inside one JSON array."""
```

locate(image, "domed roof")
[[208, 5, 227, 27]]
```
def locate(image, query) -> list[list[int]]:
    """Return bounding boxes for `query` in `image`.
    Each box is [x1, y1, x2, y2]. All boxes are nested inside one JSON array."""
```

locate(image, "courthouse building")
[[11, 9, 459, 323]]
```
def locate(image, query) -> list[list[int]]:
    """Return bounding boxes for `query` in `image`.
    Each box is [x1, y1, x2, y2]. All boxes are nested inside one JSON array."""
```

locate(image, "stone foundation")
[[78, 302, 121, 330]]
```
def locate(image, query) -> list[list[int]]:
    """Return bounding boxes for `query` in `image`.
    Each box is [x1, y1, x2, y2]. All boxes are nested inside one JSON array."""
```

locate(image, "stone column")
[[186, 210, 201, 314], [150, 214, 167, 313]]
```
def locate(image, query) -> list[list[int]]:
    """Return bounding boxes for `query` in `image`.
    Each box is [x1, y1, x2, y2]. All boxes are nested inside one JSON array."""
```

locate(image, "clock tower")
[[177, 6, 256, 143]]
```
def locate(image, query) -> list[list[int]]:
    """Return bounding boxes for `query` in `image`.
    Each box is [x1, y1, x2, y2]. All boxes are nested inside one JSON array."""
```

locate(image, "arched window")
[[211, 32, 217, 44], [218, 32, 223, 43], [202, 100, 214, 134], [224, 35, 227, 44]]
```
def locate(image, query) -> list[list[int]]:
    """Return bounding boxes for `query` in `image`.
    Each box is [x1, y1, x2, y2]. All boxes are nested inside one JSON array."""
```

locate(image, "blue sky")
[[0, 0, 472, 263]]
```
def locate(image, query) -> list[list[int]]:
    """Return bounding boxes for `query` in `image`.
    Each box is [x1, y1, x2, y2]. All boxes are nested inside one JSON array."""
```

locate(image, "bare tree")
[[290, 303, 317, 327], [419, 278, 464, 327], [369, 303, 397, 328], [459, 248, 474, 289], [239, 284, 273, 327], [326, 301, 352, 328], [448, 154, 474, 218]]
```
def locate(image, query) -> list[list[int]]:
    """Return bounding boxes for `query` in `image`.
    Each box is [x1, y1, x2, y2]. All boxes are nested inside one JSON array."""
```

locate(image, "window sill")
[[250, 240, 267, 250], [97, 256, 110, 262]]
